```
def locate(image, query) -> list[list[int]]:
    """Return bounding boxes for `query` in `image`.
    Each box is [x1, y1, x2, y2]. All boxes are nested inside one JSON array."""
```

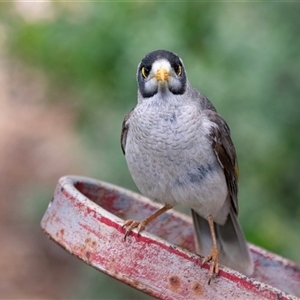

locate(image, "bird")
[[121, 49, 254, 283]]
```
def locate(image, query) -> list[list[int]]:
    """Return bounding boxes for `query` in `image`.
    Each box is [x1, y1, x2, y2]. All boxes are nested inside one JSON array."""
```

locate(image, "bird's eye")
[[174, 65, 182, 76], [141, 66, 150, 78]]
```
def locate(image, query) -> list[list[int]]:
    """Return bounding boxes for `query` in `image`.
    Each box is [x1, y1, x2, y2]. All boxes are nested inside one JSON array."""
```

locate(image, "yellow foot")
[[122, 219, 147, 241], [201, 246, 220, 284]]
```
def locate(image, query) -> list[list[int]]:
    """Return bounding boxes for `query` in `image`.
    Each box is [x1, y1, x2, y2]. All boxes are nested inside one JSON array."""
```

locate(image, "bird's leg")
[[123, 204, 172, 240], [201, 215, 220, 284]]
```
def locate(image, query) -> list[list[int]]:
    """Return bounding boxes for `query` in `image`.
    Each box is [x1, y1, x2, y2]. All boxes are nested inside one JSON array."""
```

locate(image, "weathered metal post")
[[41, 176, 300, 300]]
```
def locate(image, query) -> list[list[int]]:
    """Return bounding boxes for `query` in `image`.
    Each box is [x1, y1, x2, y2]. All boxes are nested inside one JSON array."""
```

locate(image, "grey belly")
[[125, 142, 228, 220]]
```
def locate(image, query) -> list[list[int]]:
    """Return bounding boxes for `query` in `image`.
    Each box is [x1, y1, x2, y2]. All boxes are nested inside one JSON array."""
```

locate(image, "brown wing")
[[205, 110, 239, 214], [121, 110, 132, 155]]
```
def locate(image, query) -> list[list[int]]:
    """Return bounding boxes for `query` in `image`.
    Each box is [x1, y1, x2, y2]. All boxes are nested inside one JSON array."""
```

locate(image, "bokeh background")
[[0, 2, 299, 299]]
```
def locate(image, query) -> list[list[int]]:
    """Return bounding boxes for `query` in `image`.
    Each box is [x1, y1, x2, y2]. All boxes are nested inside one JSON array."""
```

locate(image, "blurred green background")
[[0, 2, 299, 299]]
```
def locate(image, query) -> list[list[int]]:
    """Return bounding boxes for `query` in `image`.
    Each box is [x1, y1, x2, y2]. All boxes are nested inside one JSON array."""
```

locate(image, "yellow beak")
[[155, 68, 169, 81]]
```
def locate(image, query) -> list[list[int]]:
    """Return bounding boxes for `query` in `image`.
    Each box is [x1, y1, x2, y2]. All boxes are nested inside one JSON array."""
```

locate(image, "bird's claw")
[[201, 246, 220, 284], [123, 219, 146, 241]]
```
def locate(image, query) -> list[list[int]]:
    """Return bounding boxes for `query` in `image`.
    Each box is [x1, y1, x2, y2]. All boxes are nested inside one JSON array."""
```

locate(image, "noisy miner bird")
[[121, 50, 253, 282]]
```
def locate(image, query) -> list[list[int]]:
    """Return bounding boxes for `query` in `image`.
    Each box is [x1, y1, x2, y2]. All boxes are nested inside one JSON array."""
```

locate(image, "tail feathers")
[[191, 209, 254, 276]]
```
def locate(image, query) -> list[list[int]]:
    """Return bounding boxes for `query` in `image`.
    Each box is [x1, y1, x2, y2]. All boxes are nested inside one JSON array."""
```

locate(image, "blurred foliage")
[[2, 2, 300, 299]]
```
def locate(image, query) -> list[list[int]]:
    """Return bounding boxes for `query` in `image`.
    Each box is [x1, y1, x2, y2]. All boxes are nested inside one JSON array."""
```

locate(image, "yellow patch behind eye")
[[176, 65, 182, 76], [141, 67, 148, 78]]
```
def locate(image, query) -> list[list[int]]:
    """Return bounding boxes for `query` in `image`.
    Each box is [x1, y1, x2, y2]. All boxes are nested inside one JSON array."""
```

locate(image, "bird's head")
[[137, 50, 187, 98]]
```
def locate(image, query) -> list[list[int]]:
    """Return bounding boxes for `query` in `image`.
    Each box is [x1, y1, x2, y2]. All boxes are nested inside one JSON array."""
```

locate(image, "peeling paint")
[[41, 176, 300, 300]]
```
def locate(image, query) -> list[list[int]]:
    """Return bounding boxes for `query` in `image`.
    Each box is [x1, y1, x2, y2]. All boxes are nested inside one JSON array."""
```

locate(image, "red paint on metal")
[[88, 215, 297, 300], [98, 215, 123, 232], [41, 176, 300, 300]]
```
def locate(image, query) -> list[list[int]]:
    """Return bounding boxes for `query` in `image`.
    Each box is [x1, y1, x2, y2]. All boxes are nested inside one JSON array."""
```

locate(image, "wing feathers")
[[205, 110, 239, 214], [121, 110, 132, 155]]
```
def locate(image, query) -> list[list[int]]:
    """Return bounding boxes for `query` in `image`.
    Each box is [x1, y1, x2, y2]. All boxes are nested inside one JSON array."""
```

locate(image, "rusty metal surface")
[[41, 176, 300, 300]]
